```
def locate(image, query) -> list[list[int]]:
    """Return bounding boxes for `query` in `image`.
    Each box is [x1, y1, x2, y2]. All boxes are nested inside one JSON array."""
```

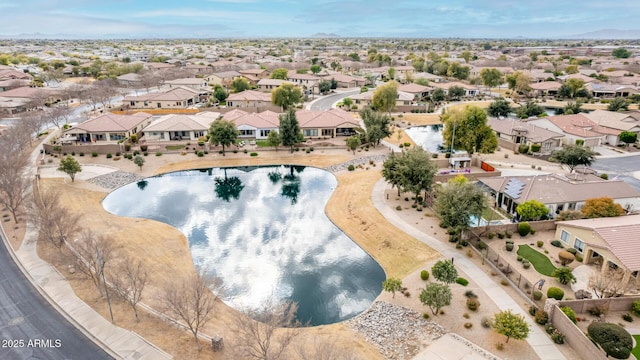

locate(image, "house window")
[[543, 142, 552, 151], [260, 130, 271, 137], [574, 238, 584, 253], [303, 129, 318, 137], [239, 129, 255, 136], [560, 230, 570, 243]]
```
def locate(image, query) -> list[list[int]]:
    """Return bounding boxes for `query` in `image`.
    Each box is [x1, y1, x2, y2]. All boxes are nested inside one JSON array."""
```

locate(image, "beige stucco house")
[[64, 112, 153, 143], [142, 112, 220, 141], [555, 215, 640, 290]]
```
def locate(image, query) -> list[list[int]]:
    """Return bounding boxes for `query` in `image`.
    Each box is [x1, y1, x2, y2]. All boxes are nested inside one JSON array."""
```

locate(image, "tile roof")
[[545, 114, 619, 137], [123, 87, 202, 102], [227, 90, 271, 102], [585, 109, 640, 132], [398, 83, 433, 93], [69, 112, 152, 133], [296, 108, 359, 129], [479, 173, 640, 205], [144, 112, 219, 132], [558, 215, 640, 270], [487, 118, 564, 143]]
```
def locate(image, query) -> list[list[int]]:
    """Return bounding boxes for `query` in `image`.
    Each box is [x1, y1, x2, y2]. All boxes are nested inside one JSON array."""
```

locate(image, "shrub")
[[198, 141, 205, 147], [587, 322, 633, 359], [115, 151, 121, 156], [487, 232, 495, 240], [631, 301, 640, 317], [576, 255, 583, 262], [518, 221, 531, 236], [535, 309, 549, 325], [348, 164, 355, 171], [106, 153, 112, 158], [530, 229, 536, 235], [143, 152, 148, 156], [588, 305, 607, 317], [535, 241, 543, 248], [561, 306, 577, 324], [464, 322, 473, 329], [466, 297, 480, 311], [197, 151, 204, 157], [140, 145, 148, 152], [250, 152, 258, 157], [505, 231, 513, 239], [477, 241, 487, 250], [547, 287, 564, 300], [551, 329, 565, 344], [124, 144, 131, 151], [395, 205, 402, 211], [156, 152, 163, 156], [505, 243, 514, 251], [600, 173, 609, 180], [558, 250, 575, 266], [79, 152, 84, 157], [403, 142, 411, 147], [529, 305, 538, 316], [545, 323, 555, 334], [465, 290, 477, 298], [456, 277, 469, 286], [500, 279, 509, 286], [243, 149, 248, 154], [566, 248, 577, 255], [533, 290, 543, 301], [92, 151, 98, 157], [422, 313, 430, 319], [420, 270, 429, 281], [497, 231, 505, 239], [520, 260, 529, 268], [517, 256, 523, 262], [481, 316, 491, 328], [550, 240, 563, 248], [622, 313, 633, 322], [531, 143, 542, 153], [518, 144, 530, 154]]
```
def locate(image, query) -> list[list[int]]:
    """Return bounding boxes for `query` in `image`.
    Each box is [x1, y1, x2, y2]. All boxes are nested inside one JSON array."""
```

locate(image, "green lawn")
[[517, 244, 557, 276], [255, 140, 271, 147], [632, 335, 640, 359], [165, 145, 185, 151], [482, 207, 506, 221]]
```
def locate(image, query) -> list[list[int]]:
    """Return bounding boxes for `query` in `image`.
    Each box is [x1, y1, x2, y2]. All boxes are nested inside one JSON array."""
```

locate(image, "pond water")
[[102, 165, 385, 326], [405, 124, 445, 152]]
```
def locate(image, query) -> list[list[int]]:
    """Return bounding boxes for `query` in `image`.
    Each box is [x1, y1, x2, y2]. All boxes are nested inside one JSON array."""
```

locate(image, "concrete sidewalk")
[[372, 179, 567, 360], [5, 131, 173, 359]]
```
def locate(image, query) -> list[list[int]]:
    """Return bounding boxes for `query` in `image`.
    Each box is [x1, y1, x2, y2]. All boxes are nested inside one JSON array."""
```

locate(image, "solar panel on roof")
[[504, 178, 525, 199]]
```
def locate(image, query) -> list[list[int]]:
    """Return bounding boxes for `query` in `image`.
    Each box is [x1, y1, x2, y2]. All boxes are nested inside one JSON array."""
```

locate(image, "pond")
[[405, 124, 445, 152], [102, 165, 385, 326]]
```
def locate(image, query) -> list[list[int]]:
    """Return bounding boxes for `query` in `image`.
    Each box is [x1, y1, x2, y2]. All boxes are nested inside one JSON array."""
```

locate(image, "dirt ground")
[[24, 131, 584, 359]]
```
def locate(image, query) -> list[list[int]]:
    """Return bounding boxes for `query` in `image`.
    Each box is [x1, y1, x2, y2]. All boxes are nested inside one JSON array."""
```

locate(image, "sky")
[[1, 0, 640, 39]]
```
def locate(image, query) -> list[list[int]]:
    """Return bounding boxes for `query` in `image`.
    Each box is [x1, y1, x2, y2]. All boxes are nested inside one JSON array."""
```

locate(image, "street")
[[308, 88, 361, 111], [0, 234, 112, 360], [592, 153, 640, 192]]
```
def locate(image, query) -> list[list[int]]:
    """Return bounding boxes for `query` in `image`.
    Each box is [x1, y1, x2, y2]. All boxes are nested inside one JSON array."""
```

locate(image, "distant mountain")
[[309, 32, 340, 38], [561, 29, 640, 39]]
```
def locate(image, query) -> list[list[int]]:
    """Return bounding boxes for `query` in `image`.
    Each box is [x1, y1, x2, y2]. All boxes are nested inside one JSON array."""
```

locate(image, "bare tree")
[[72, 229, 114, 297], [231, 298, 302, 360], [30, 187, 82, 249], [159, 272, 219, 350], [108, 254, 148, 322], [139, 70, 161, 92], [0, 132, 30, 223], [47, 105, 73, 129], [18, 111, 45, 146], [93, 78, 120, 109], [589, 267, 627, 298]]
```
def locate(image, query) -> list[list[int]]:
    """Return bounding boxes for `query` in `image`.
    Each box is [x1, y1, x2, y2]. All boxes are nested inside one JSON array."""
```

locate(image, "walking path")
[[371, 179, 567, 360], [4, 131, 173, 359]]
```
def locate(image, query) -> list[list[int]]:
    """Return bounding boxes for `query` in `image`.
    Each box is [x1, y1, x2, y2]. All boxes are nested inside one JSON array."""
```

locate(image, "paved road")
[[592, 153, 640, 191], [308, 89, 361, 111], [0, 236, 112, 360]]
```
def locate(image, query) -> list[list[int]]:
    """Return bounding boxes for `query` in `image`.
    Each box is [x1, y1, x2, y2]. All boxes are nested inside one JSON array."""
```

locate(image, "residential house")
[[64, 112, 153, 143], [239, 68, 269, 79], [350, 90, 413, 108], [318, 73, 367, 88], [413, 72, 444, 83], [123, 86, 208, 109], [398, 83, 433, 101], [529, 81, 562, 97], [257, 79, 285, 92], [296, 108, 360, 137], [554, 215, 640, 289], [526, 114, 616, 147], [286, 71, 320, 92], [164, 77, 209, 90], [478, 173, 640, 219], [585, 83, 639, 98], [0, 68, 32, 81], [0, 86, 58, 111], [223, 109, 280, 140], [206, 71, 242, 88], [488, 118, 564, 153], [559, 73, 596, 84], [116, 73, 142, 87], [468, 66, 514, 78], [226, 90, 272, 108], [142, 112, 220, 141], [430, 82, 479, 97], [584, 110, 640, 137]]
